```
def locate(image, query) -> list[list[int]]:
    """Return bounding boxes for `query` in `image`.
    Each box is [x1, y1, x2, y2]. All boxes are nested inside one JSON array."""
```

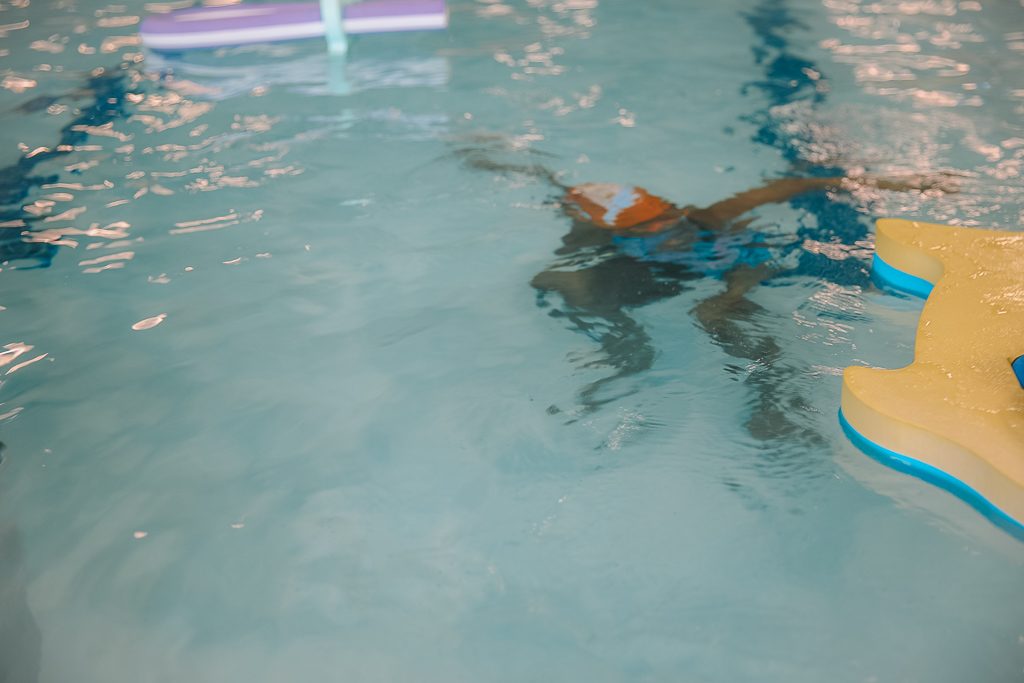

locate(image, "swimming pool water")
[[1, 0, 1023, 680]]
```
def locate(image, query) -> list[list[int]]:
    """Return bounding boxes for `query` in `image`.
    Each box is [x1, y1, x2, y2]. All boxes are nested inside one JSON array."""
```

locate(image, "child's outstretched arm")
[[686, 173, 959, 231], [453, 146, 567, 190]]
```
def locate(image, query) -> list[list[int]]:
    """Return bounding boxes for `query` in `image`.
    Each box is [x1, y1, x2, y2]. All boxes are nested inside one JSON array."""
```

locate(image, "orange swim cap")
[[564, 183, 677, 231]]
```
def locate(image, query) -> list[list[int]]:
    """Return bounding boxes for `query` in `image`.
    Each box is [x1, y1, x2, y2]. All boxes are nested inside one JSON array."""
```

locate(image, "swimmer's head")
[[563, 183, 679, 231]]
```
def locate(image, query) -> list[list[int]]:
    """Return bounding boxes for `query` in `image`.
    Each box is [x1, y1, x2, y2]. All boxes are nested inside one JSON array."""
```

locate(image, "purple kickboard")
[[140, 0, 446, 51]]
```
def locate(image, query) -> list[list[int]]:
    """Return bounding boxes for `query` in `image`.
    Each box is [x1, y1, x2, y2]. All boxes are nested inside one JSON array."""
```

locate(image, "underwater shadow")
[[1, 67, 133, 269], [0, 519, 42, 683]]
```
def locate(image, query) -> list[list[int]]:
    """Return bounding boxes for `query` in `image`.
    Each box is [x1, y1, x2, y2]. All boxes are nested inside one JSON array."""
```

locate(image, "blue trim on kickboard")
[[1013, 355, 1024, 391], [871, 254, 934, 299], [839, 410, 1024, 540]]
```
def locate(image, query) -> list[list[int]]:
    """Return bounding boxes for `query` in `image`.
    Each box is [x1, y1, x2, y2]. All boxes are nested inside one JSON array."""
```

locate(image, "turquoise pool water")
[[1, 0, 1023, 680]]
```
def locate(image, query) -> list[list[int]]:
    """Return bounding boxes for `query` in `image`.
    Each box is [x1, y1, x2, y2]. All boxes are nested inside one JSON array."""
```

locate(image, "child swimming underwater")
[[459, 146, 956, 440]]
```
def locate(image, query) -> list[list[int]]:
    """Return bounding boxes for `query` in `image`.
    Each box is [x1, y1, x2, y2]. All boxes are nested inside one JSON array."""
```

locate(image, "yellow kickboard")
[[840, 218, 1024, 531]]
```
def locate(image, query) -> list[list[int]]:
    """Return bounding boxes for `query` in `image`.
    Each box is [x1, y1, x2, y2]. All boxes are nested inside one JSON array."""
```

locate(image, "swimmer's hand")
[[691, 171, 961, 231], [845, 171, 963, 195]]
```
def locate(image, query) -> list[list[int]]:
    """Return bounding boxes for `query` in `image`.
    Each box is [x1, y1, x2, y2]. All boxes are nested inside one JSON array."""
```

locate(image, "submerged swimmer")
[[459, 147, 955, 440]]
